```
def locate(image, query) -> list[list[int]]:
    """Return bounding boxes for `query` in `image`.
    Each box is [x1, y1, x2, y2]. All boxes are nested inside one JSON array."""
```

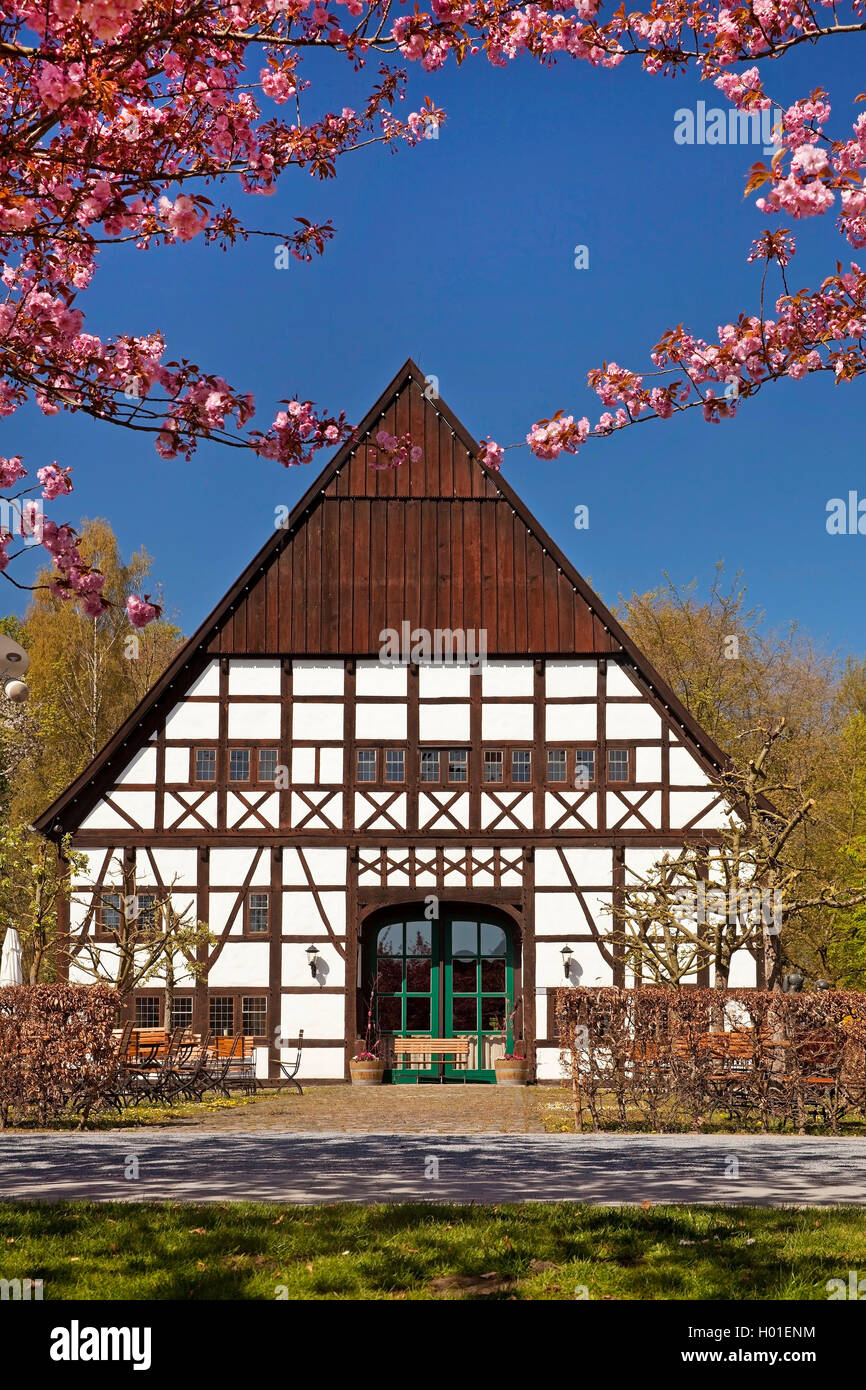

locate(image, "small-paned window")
[[171, 997, 194, 1030], [575, 749, 596, 785], [196, 748, 216, 782], [248, 893, 269, 933], [420, 750, 440, 782], [135, 996, 160, 1028], [385, 749, 405, 782], [210, 996, 235, 1037], [258, 748, 279, 782], [229, 749, 250, 782], [100, 893, 122, 931], [242, 996, 267, 1036], [448, 749, 468, 782], [608, 749, 629, 782], [512, 750, 531, 783], [484, 751, 503, 783], [547, 749, 567, 782], [357, 749, 377, 782]]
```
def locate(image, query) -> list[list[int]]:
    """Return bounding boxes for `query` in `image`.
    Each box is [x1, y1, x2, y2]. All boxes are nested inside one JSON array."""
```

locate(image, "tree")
[[5, 518, 183, 826], [2, 3, 865, 605], [0, 826, 86, 982], [67, 873, 213, 1004], [613, 721, 866, 990]]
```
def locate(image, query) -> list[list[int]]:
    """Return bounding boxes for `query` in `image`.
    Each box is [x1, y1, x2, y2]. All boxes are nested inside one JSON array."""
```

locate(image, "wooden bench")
[[391, 1036, 472, 1082]]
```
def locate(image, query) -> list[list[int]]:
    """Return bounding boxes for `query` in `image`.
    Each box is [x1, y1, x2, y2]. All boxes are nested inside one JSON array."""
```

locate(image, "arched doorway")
[[361, 905, 518, 1082]]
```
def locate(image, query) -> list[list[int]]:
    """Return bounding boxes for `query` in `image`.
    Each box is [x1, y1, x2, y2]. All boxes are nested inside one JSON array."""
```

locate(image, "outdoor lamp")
[[0, 635, 29, 703], [306, 944, 320, 978], [561, 945, 574, 980]]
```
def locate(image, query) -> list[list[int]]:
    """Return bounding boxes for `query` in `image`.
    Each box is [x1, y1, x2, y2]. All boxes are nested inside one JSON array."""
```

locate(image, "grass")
[[2, 1201, 865, 1299], [2, 1093, 272, 1131]]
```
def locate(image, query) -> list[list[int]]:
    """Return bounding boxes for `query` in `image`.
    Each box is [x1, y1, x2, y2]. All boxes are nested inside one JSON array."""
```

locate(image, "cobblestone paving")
[[151, 1084, 568, 1134]]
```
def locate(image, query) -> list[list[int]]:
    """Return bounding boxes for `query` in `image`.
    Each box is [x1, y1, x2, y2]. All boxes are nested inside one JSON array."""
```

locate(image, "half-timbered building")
[[34, 361, 754, 1083]]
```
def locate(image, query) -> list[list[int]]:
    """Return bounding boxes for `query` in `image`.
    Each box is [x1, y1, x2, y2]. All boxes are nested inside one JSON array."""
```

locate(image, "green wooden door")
[[444, 915, 513, 1081], [367, 909, 514, 1083]]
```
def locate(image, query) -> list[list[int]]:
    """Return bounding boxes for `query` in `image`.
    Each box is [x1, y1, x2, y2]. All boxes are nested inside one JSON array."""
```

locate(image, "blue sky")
[[3, 35, 863, 657]]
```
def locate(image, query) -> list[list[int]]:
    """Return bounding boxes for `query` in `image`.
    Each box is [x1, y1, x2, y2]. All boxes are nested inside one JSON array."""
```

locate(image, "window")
[[248, 892, 269, 934], [575, 749, 595, 785], [130, 893, 158, 930], [210, 996, 235, 1037], [385, 749, 405, 783], [484, 751, 503, 783], [357, 749, 376, 782], [229, 748, 250, 782], [448, 749, 468, 782], [420, 750, 440, 782], [171, 997, 193, 1031], [242, 996, 267, 1036], [258, 748, 279, 782], [608, 748, 629, 782], [135, 996, 160, 1028], [512, 750, 531, 783], [547, 749, 567, 782], [196, 748, 216, 782], [100, 893, 122, 931]]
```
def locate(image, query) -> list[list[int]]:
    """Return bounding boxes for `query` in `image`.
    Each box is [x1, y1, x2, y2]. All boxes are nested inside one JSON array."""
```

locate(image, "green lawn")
[[2, 1202, 864, 1299]]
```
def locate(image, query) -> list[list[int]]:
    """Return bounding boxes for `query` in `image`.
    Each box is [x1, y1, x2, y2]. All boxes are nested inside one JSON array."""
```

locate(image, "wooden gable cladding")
[[207, 369, 620, 657]]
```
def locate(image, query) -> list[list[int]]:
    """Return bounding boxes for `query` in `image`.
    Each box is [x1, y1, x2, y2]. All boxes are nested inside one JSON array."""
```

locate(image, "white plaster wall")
[[165, 701, 219, 739], [110, 791, 155, 828], [606, 703, 662, 739], [184, 664, 219, 700], [635, 746, 662, 782], [280, 993, 345, 1040], [208, 942, 270, 987], [141, 847, 198, 886], [669, 791, 724, 828], [535, 1045, 569, 1082], [282, 890, 346, 936], [293, 703, 344, 739], [291, 747, 316, 781], [356, 662, 407, 697], [284, 1043, 345, 1079], [669, 745, 710, 785], [164, 746, 190, 782], [356, 703, 407, 739], [545, 660, 597, 698], [535, 846, 613, 887], [185, 661, 220, 697], [210, 847, 270, 887], [724, 951, 757, 987], [319, 748, 343, 782], [538, 940, 612, 988], [79, 801, 131, 831], [207, 892, 238, 937], [545, 704, 597, 741], [606, 664, 641, 696], [282, 847, 346, 886], [114, 746, 157, 785], [544, 791, 598, 830], [480, 703, 533, 740], [292, 660, 344, 695], [282, 943, 346, 989], [481, 661, 534, 696], [228, 703, 281, 739], [419, 703, 470, 741], [228, 660, 281, 696], [418, 665, 471, 698]]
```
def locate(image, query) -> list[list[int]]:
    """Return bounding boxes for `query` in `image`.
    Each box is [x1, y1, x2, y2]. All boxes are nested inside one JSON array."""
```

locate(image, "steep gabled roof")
[[34, 359, 730, 838]]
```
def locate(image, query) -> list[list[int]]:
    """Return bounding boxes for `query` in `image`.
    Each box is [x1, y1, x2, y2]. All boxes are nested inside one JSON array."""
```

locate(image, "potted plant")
[[493, 998, 529, 1085], [349, 986, 384, 1085]]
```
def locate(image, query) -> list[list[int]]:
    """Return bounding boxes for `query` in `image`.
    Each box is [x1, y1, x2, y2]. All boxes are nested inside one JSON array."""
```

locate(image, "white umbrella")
[[0, 928, 23, 986]]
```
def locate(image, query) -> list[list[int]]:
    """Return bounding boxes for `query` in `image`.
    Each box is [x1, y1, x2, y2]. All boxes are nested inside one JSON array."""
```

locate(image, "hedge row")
[[0, 983, 119, 1127]]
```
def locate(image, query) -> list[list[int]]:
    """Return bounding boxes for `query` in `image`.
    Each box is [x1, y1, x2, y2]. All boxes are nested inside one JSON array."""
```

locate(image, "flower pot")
[[494, 1057, 529, 1086], [350, 1059, 384, 1086]]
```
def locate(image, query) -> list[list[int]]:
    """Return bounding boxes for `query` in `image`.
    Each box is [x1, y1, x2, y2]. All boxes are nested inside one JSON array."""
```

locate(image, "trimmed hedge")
[[0, 983, 119, 1127], [556, 986, 866, 1134]]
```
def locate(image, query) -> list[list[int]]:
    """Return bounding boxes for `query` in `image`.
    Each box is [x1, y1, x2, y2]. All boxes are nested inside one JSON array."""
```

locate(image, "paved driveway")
[[0, 1132, 864, 1206]]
